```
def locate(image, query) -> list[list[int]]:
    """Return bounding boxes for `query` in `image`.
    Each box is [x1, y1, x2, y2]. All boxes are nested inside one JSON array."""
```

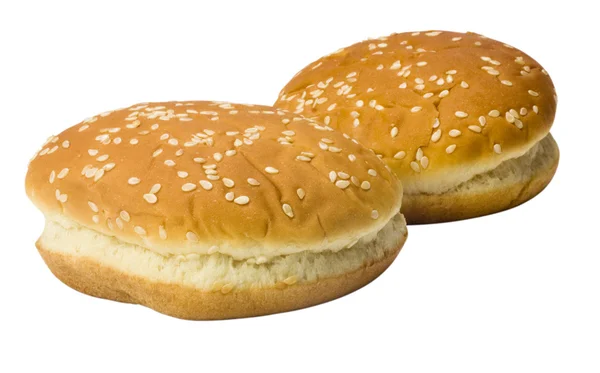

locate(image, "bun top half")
[[275, 31, 557, 194], [26, 101, 402, 260]]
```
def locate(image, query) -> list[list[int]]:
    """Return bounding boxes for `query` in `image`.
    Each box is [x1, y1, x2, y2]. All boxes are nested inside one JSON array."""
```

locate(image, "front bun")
[[26, 101, 407, 319]]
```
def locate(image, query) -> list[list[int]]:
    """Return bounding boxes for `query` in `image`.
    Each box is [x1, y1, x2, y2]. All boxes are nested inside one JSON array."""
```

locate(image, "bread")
[[274, 30, 559, 223], [26, 101, 407, 319]]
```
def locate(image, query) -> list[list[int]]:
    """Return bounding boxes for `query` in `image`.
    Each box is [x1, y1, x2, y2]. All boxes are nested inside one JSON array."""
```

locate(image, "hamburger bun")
[[26, 101, 407, 320], [275, 30, 559, 224]]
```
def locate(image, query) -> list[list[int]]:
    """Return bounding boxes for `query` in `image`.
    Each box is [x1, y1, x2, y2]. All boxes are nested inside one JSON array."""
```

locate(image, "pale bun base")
[[35, 215, 407, 320], [402, 134, 559, 224]]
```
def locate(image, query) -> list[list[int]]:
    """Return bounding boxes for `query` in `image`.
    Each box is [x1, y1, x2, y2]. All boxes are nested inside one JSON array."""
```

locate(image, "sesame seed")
[[213, 153, 223, 162], [62, 140, 70, 148], [282, 204, 294, 218], [514, 119, 524, 129], [234, 196, 249, 205], [152, 149, 163, 157], [431, 129, 441, 142], [193, 157, 206, 164], [49, 170, 56, 184], [177, 171, 188, 178], [449, 129, 462, 137], [164, 159, 176, 167], [493, 144, 502, 154], [478, 116, 487, 126], [327, 103, 337, 111], [505, 112, 516, 123], [420, 156, 429, 169], [368, 169, 377, 177], [416, 148, 423, 160], [436, 78, 444, 85], [199, 180, 213, 190], [327, 146, 342, 153], [361, 181, 371, 190], [103, 163, 115, 171], [411, 106, 422, 113], [134, 226, 146, 236], [186, 231, 198, 242], [489, 110, 500, 117], [329, 171, 337, 183], [335, 180, 350, 189], [247, 178, 260, 186], [423, 93, 434, 99], [159, 226, 167, 240], [348, 154, 357, 162], [371, 210, 379, 219], [88, 201, 98, 212], [446, 144, 457, 154], [143, 193, 157, 204], [460, 81, 469, 88], [416, 61, 428, 67], [225, 192, 235, 201], [150, 184, 161, 194], [222, 178, 234, 188], [468, 125, 482, 133], [399, 82, 407, 89], [433, 118, 440, 128], [265, 166, 279, 174], [115, 218, 124, 230], [296, 188, 306, 200], [410, 161, 421, 172], [234, 139, 243, 147], [439, 90, 449, 98], [92, 215, 100, 224], [455, 111, 468, 118], [533, 105, 539, 114], [390, 127, 399, 138], [501, 80, 513, 86], [337, 172, 349, 179], [88, 149, 98, 156], [394, 151, 406, 159], [128, 177, 140, 185], [351, 176, 360, 186], [528, 90, 539, 97], [93, 168, 105, 182], [520, 108, 528, 116], [225, 150, 236, 157], [78, 124, 89, 132], [130, 139, 139, 145], [181, 183, 196, 192]]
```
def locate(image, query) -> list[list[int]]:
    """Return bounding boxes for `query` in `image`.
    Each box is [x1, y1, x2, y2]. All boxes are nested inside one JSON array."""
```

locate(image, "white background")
[[1, 1, 598, 372]]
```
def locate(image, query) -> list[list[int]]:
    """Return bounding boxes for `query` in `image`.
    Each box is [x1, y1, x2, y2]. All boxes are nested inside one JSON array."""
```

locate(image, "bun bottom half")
[[35, 214, 407, 320], [402, 134, 559, 224]]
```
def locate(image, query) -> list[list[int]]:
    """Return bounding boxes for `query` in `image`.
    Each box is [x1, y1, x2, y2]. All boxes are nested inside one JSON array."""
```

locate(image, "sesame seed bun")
[[274, 31, 559, 223], [25, 101, 406, 319]]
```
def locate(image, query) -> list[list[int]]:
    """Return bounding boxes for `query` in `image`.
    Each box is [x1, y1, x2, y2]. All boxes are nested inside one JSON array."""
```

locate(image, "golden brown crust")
[[274, 31, 557, 195], [402, 135, 559, 224], [25, 101, 402, 259], [37, 241, 402, 320]]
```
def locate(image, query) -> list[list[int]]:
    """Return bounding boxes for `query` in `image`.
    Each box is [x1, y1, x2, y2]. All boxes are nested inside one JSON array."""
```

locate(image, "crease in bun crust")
[[26, 101, 407, 319], [275, 30, 559, 223]]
